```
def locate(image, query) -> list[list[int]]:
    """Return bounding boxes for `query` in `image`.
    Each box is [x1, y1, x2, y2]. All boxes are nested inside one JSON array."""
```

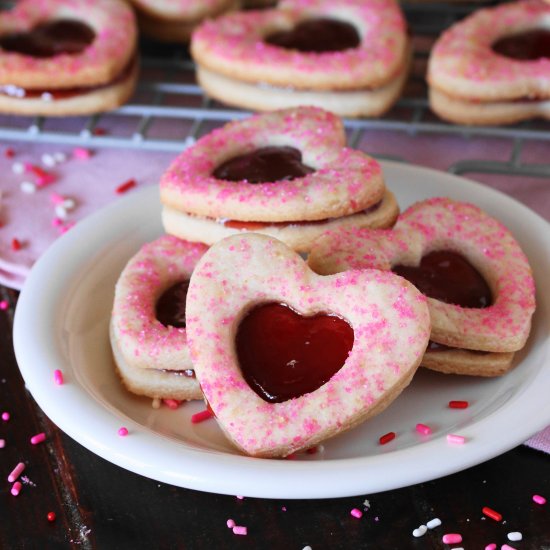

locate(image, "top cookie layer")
[[428, 0, 550, 101], [160, 107, 385, 222], [191, 0, 408, 91], [0, 0, 137, 89]]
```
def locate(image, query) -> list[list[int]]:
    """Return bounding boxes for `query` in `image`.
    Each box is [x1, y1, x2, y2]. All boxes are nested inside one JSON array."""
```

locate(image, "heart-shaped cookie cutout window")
[[186, 233, 430, 458], [309, 197, 536, 353]]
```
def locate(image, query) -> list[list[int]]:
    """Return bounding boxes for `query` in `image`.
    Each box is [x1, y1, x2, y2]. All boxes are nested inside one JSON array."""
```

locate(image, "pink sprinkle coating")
[[351, 508, 363, 519], [416, 423, 432, 436], [2, 411, 10, 421], [53, 369, 64, 385], [8, 462, 25, 483], [533, 494, 546, 505], [447, 434, 466, 445], [118, 427, 129, 437], [30, 432, 46, 445], [11, 481, 22, 496], [232, 526, 247, 536], [442, 533, 462, 544]]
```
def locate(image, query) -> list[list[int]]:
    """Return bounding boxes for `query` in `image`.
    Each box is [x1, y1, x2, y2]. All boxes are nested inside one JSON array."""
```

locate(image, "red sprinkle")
[[4, 147, 15, 158], [379, 432, 396, 445], [482, 506, 503, 522], [162, 398, 181, 410], [191, 409, 214, 424], [115, 178, 137, 194], [11, 238, 22, 251], [449, 400, 469, 409], [93, 127, 107, 136], [47, 512, 56, 522]]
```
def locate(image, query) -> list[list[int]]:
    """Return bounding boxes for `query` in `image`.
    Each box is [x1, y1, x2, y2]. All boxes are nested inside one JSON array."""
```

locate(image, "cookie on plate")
[[160, 106, 399, 253], [110, 235, 208, 401], [308, 197, 536, 376], [428, 0, 550, 125], [0, 0, 138, 116], [191, 0, 411, 117]]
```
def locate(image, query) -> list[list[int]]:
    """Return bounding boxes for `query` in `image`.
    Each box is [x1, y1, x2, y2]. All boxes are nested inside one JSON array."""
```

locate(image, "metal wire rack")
[[0, 2, 548, 180]]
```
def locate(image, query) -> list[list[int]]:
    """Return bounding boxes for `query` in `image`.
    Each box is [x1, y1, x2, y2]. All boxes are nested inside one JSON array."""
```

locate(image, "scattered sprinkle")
[[501, 545, 517, 550], [533, 494, 546, 505], [12, 162, 25, 174], [93, 127, 107, 136], [191, 409, 214, 424], [73, 147, 92, 160], [485, 544, 497, 550], [11, 481, 22, 496], [11, 238, 22, 251], [482, 506, 502, 522], [0, 439, 5, 448], [350, 508, 363, 519], [2, 411, 10, 421], [4, 147, 15, 158], [47, 512, 56, 522], [0, 300, 8, 310], [118, 427, 129, 437], [413, 525, 427, 537], [8, 462, 25, 482], [507, 532, 522, 542], [449, 400, 469, 409], [446, 434, 466, 445], [162, 399, 181, 410], [30, 433, 46, 445], [53, 370, 64, 385], [236, 495, 244, 500], [115, 178, 137, 194], [226, 519, 235, 528], [416, 423, 432, 435], [41, 154, 56, 168], [50, 192, 65, 205], [20, 181, 36, 194], [53, 152, 67, 163], [442, 533, 462, 544], [55, 205, 68, 220], [232, 526, 247, 536], [379, 431, 396, 445]]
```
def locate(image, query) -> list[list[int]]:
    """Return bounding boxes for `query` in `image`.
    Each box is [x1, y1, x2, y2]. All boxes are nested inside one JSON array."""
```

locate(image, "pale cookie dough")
[[308, 197, 536, 376], [186, 233, 430, 458], [0, 0, 138, 116], [110, 235, 208, 401], [428, 0, 550, 125]]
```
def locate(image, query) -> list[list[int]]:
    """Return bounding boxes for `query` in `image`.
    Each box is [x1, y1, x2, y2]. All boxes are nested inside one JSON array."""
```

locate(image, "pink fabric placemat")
[[1, 130, 549, 453]]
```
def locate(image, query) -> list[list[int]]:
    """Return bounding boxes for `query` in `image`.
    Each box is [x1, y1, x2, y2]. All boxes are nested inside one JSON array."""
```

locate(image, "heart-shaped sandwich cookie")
[[160, 106, 398, 253], [110, 235, 208, 401], [309, 198, 536, 376], [186, 233, 430, 458], [0, 0, 138, 116], [428, 0, 550, 125], [191, 0, 411, 117]]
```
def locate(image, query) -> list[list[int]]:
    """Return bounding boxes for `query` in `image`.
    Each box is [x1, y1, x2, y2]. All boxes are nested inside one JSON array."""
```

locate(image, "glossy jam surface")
[[155, 280, 190, 328], [392, 251, 492, 308], [265, 17, 360, 53], [236, 303, 354, 403], [213, 146, 314, 184], [492, 29, 550, 61], [0, 19, 96, 58]]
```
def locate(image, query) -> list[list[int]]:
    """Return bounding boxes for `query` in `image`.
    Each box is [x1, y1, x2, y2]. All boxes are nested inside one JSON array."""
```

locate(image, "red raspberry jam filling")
[[492, 29, 550, 61], [265, 18, 360, 53], [0, 19, 95, 58], [236, 303, 354, 403], [155, 280, 190, 329], [392, 250, 492, 308], [213, 146, 314, 184]]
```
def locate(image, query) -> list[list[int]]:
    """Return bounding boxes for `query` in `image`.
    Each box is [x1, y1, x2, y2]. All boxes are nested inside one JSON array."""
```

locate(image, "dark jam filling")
[[213, 146, 314, 184], [492, 29, 550, 61], [158, 368, 196, 378], [236, 303, 354, 403], [427, 340, 489, 355], [392, 250, 492, 309], [265, 17, 360, 53], [155, 280, 190, 329], [0, 19, 95, 58]]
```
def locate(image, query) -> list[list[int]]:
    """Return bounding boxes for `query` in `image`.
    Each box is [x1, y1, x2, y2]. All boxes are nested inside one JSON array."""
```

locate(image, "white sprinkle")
[[80, 128, 92, 138], [12, 162, 25, 174], [508, 532, 522, 542], [28, 125, 39, 135], [53, 152, 67, 163], [41, 153, 56, 167], [302, 547, 312, 550], [41, 92, 53, 102], [426, 518, 442, 529], [184, 136, 196, 147], [413, 525, 427, 537], [55, 205, 68, 220], [20, 181, 36, 194], [62, 198, 76, 210], [451, 547, 464, 550], [132, 133, 143, 142]]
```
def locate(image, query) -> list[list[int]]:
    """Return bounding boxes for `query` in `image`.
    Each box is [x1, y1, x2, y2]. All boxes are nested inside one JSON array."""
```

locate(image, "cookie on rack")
[[186, 233, 431, 457], [191, 0, 411, 117], [308, 197, 536, 376], [127, 0, 239, 43], [160, 106, 399, 253], [427, 0, 550, 125], [0, 0, 138, 116], [110, 235, 208, 401]]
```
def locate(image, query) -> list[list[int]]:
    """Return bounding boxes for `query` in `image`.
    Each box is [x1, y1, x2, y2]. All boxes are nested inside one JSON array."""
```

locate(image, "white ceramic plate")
[[14, 161, 550, 499]]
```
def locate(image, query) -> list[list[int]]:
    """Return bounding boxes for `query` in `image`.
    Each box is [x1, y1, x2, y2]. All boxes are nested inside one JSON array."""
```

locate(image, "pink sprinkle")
[[447, 434, 466, 445], [52, 217, 64, 227], [485, 544, 497, 550], [191, 409, 214, 424], [442, 533, 462, 544], [0, 439, 5, 448], [502, 545, 517, 550], [416, 423, 432, 435], [118, 427, 129, 437], [11, 481, 22, 496], [226, 519, 236, 528], [533, 494, 546, 505], [350, 508, 363, 519], [0, 300, 8, 310], [232, 526, 247, 536], [73, 147, 92, 160], [162, 399, 181, 410], [8, 462, 25, 483], [53, 370, 64, 385], [59, 222, 75, 234], [2, 411, 10, 421], [236, 495, 244, 500], [36, 174, 55, 187], [30, 433, 46, 445], [50, 192, 65, 205]]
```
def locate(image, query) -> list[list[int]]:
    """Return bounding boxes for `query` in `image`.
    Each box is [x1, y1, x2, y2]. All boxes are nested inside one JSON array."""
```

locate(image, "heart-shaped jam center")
[[212, 146, 314, 183], [492, 29, 550, 61], [236, 303, 354, 403], [0, 19, 95, 58], [155, 280, 190, 328], [392, 250, 492, 308], [265, 17, 360, 53]]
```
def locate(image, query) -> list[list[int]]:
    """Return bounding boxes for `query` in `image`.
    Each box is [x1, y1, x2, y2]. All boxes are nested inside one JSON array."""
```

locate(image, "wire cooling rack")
[[0, 2, 548, 180]]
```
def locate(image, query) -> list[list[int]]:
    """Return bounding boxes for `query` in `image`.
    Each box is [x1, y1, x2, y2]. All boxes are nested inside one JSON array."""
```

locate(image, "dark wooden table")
[[1, 286, 548, 549]]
